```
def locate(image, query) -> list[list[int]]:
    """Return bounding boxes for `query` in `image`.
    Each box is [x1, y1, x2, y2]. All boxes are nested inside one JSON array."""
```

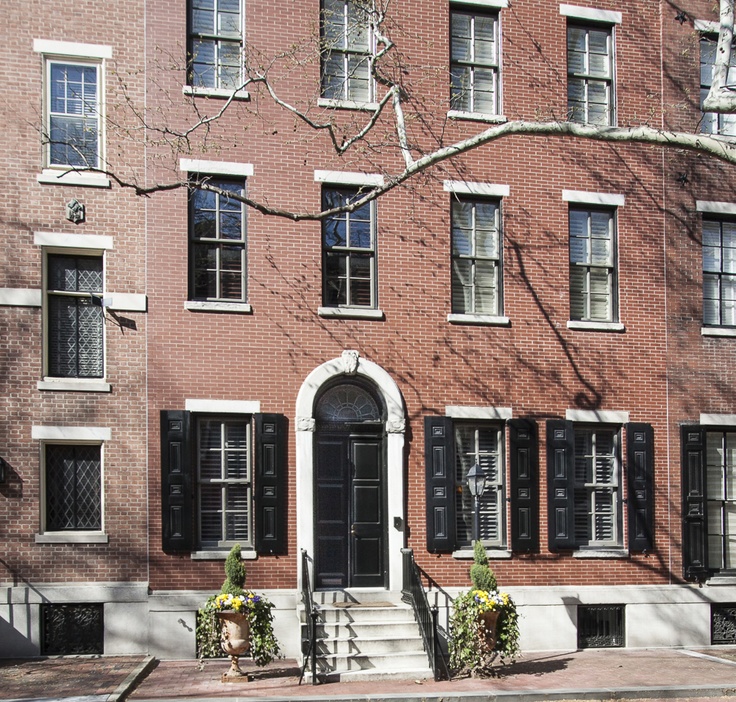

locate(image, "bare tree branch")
[[703, 0, 736, 113]]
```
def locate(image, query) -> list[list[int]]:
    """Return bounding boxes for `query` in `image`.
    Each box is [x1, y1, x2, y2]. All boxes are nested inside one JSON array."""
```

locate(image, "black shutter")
[[681, 425, 709, 580], [509, 418, 539, 553], [626, 423, 654, 552], [546, 419, 576, 551], [160, 410, 193, 552], [254, 413, 288, 555], [425, 416, 457, 553]]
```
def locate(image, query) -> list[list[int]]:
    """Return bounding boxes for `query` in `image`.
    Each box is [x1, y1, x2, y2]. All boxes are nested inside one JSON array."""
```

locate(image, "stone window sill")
[[318, 306, 384, 320], [448, 313, 510, 326], [182, 85, 250, 100], [447, 110, 507, 124], [36, 532, 109, 544], [573, 548, 629, 559], [191, 549, 257, 560], [702, 326, 736, 337], [37, 169, 110, 188], [185, 301, 252, 314], [452, 548, 512, 560], [567, 320, 625, 332], [38, 379, 112, 393]]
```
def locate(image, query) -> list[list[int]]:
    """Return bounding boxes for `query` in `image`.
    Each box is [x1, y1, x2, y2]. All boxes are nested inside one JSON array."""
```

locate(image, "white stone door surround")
[[296, 351, 406, 590]]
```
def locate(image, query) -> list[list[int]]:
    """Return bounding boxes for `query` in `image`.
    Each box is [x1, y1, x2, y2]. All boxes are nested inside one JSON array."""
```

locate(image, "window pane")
[[46, 445, 101, 531]]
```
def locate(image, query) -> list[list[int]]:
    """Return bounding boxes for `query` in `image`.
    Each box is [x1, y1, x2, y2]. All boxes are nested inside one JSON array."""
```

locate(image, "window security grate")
[[578, 605, 624, 648], [41, 603, 104, 655], [712, 604, 736, 644]]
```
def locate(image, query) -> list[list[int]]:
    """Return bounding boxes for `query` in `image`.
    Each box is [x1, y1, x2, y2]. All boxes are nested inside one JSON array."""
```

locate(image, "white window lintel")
[[32, 426, 111, 441], [559, 4, 622, 24], [701, 413, 736, 426], [566, 409, 630, 424], [33, 39, 112, 59], [180, 159, 254, 177], [563, 190, 624, 206], [450, 0, 507, 7], [444, 181, 510, 198], [446, 406, 513, 420], [696, 201, 736, 215], [314, 170, 384, 187], [0, 288, 42, 307], [185, 399, 261, 414], [34, 232, 113, 250]]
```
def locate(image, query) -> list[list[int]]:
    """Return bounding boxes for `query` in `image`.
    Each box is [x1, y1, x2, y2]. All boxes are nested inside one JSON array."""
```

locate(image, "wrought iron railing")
[[298, 549, 320, 685], [401, 548, 450, 680]]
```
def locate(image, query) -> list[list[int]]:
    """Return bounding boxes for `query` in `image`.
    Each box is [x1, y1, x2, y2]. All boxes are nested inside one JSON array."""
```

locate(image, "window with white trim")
[[703, 217, 736, 327], [320, 0, 374, 103], [44, 443, 102, 532], [189, 177, 247, 302], [189, 0, 244, 90], [573, 425, 621, 547], [567, 23, 614, 125], [450, 8, 500, 115], [455, 422, 505, 547], [197, 416, 252, 548], [322, 187, 376, 308], [47, 254, 104, 378], [451, 196, 502, 315], [700, 34, 736, 136], [569, 206, 617, 323]]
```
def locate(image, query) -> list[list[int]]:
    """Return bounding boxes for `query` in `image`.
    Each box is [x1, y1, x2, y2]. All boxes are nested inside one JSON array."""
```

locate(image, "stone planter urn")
[[478, 610, 500, 650], [217, 611, 251, 678]]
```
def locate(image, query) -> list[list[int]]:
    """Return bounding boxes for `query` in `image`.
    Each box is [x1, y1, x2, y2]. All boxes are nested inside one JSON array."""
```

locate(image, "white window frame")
[[33, 425, 110, 544], [35, 232, 112, 392], [34, 40, 111, 188]]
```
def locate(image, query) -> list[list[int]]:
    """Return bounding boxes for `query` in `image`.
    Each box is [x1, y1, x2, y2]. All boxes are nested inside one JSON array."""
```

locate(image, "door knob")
[[350, 524, 356, 535]]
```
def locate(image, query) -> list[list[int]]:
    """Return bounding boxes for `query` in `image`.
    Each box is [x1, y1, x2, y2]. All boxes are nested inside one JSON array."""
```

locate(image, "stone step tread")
[[304, 667, 434, 683]]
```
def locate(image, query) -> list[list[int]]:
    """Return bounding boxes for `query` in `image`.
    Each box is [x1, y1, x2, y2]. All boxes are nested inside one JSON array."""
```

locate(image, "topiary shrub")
[[470, 540, 497, 592]]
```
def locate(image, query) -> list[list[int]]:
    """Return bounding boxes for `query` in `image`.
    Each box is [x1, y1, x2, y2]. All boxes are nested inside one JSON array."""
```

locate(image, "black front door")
[[315, 432, 385, 588]]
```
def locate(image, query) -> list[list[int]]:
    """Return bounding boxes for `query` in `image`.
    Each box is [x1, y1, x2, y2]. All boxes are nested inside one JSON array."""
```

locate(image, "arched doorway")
[[295, 351, 406, 591], [314, 381, 385, 588]]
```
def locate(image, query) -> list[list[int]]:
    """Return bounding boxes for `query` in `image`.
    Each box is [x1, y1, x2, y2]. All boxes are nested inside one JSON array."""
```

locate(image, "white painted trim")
[[37, 169, 111, 188], [317, 98, 380, 112], [185, 399, 261, 414], [32, 425, 111, 441], [108, 293, 147, 312], [318, 306, 384, 320], [191, 549, 257, 560], [450, 0, 508, 7], [314, 170, 384, 187], [35, 532, 109, 544], [702, 326, 736, 337], [567, 320, 625, 332], [296, 354, 406, 591], [696, 201, 736, 215], [445, 406, 513, 420], [37, 379, 112, 392], [448, 313, 510, 326], [695, 20, 719, 34], [0, 288, 42, 306], [443, 181, 510, 197], [179, 159, 254, 177], [34, 232, 114, 250], [182, 85, 250, 101], [559, 4, 621, 24], [185, 301, 252, 314], [701, 414, 736, 426], [447, 111, 507, 124], [573, 549, 629, 559], [562, 190, 625, 206], [33, 39, 113, 59], [566, 409, 630, 424]]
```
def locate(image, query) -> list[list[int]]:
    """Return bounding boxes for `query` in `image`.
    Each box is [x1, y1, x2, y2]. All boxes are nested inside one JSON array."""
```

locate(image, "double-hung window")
[[322, 187, 376, 308], [47, 254, 104, 379], [700, 35, 736, 136], [569, 207, 617, 323], [702, 217, 736, 327], [320, 0, 374, 104], [567, 23, 614, 125], [706, 429, 736, 570], [190, 178, 247, 302], [450, 9, 500, 115], [197, 417, 251, 548], [189, 0, 244, 90], [451, 197, 502, 315]]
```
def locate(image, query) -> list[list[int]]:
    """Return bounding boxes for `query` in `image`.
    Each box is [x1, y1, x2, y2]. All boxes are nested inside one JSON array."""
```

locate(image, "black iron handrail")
[[298, 549, 319, 685], [401, 547, 450, 680]]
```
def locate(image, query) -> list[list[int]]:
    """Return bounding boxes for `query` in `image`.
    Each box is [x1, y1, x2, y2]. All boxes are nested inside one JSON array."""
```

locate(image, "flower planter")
[[217, 611, 250, 678], [478, 610, 500, 650]]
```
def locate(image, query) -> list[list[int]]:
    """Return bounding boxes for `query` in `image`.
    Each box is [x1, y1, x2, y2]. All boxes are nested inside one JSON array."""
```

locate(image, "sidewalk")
[[5, 648, 736, 702]]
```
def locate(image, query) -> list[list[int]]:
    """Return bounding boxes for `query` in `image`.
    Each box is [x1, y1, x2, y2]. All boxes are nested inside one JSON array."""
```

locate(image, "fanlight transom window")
[[316, 383, 381, 422]]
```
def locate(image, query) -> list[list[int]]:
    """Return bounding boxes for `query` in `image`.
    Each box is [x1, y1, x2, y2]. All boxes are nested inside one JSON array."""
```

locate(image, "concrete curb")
[[109, 656, 157, 702]]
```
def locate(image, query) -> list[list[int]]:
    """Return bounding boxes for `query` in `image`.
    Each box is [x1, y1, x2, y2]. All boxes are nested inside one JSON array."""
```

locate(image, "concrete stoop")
[[299, 589, 434, 683]]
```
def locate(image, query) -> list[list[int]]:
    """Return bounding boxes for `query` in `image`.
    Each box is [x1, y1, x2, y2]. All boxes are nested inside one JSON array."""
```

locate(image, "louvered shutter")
[[425, 416, 457, 553], [546, 419, 576, 551], [254, 413, 288, 555], [509, 418, 539, 553], [160, 410, 193, 552], [681, 425, 709, 580], [626, 423, 654, 552]]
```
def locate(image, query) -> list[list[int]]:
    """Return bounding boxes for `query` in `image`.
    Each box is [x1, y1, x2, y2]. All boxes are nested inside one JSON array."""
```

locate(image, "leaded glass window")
[[316, 383, 381, 422], [703, 218, 736, 327], [569, 207, 617, 323], [47, 255, 104, 378], [190, 178, 247, 301], [450, 10, 500, 114], [45, 445, 102, 531], [198, 418, 251, 548], [190, 0, 243, 89], [451, 198, 501, 315], [567, 24, 614, 125]]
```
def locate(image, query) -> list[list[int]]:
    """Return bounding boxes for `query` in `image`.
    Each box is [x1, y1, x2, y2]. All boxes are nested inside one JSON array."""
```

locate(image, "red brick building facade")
[[2, 0, 736, 659]]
